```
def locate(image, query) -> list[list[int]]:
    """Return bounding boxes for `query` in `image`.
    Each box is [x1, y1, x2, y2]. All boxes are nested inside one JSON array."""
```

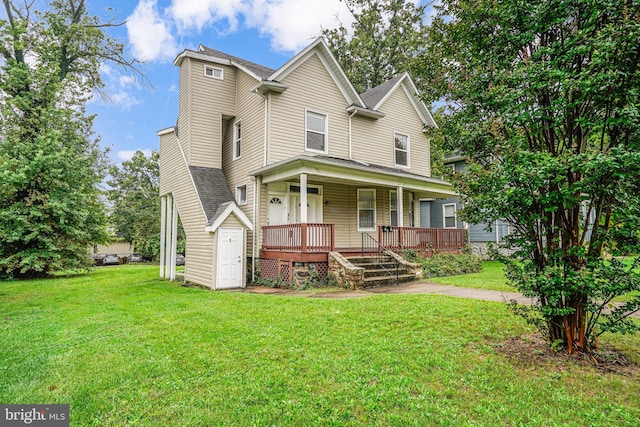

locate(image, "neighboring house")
[[88, 240, 134, 263], [158, 37, 463, 290], [425, 155, 511, 257]]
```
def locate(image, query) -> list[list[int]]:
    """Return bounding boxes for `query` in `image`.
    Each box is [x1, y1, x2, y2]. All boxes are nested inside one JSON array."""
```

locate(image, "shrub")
[[421, 253, 483, 278]]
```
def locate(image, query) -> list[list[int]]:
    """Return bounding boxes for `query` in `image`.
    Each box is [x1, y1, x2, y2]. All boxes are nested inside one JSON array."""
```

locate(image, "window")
[[443, 203, 457, 228], [233, 121, 242, 160], [390, 190, 398, 227], [204, 65, 223, 79], [236, 185, 247, 205], [394, 133, 409, 167], [306, 111, 327, 153], [358, 189, 376, 231]]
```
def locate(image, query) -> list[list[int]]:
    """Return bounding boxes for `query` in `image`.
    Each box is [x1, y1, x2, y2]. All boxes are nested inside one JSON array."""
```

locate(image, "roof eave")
[[252, 80, 289, 95], [346, 105, 386, 119]]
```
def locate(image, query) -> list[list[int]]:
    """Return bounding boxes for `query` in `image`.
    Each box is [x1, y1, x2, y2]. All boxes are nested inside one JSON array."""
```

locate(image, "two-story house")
[[158, 37, 465, 290]]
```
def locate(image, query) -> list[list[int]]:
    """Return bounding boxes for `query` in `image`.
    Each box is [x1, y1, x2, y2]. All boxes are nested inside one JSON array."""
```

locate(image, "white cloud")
[[127, 0, 354, 62], [166, 0, 244, 32], [117, 149, 153, 161], [244, 0, 352, 52], [127, 0, 179, 62], [110, 91, 142, 110]]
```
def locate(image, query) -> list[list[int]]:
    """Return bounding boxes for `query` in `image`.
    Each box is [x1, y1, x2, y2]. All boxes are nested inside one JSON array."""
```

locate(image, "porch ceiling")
[[249, 155, 457, 198]]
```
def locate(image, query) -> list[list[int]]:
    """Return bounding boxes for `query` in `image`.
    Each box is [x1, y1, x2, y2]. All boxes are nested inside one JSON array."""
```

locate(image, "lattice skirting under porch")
[[259, 259, 328, 285]]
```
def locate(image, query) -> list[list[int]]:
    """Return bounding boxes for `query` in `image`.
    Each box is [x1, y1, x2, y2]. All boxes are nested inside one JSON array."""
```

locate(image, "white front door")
[[267, 194, 288, 225], [217, 228, 244, 289], [290, 194, 323, 223]]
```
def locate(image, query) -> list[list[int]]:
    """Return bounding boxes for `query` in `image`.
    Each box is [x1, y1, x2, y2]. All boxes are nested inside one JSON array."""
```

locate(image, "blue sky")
[[86, 0, 361, 164]]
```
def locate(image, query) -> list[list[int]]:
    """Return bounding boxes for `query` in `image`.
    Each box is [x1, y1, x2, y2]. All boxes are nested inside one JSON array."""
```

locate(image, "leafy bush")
[[420, 253, 483, 278]]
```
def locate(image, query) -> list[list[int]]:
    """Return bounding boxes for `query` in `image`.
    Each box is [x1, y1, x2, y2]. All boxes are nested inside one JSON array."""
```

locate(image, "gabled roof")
[[267, 37, 366, 108], [360, 73, 437, 128], [189, 166, 253, 231], [197, 45, 276, 80]]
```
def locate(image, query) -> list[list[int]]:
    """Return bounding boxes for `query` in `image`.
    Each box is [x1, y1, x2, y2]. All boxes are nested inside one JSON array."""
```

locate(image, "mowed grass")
[[1, 265, 639, 426], [430, 261, 514, 292]]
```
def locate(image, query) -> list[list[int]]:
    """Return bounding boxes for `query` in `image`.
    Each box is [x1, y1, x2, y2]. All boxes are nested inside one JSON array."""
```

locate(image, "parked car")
[[129, 253, 143, 263], [102, 254, 120, 266], [176, 254, 185, 266]]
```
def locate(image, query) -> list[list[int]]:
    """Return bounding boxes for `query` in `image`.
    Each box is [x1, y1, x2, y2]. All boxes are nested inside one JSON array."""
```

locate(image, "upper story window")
[[394, 133, 409, 167], [236, 185, 247, 206], [204, 65, 224, 80], [306, 110, 327, 153], [233, 121, 242, 160], [443, 203, 457, 228]]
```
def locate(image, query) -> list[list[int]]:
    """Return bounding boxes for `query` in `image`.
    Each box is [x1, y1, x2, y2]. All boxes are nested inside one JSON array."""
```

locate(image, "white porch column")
[[164, 194, 173, 279], [300, 173, 308, 223], [170, 196, 178, 281], [159, 195, 167, 278], [397, 186, 404, 227]]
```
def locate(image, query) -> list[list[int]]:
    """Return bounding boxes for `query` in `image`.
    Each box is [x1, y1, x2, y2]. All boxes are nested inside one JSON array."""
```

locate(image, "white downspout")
[[348, 110, 357, 160], [255, 90, 269, 167], [251, 175, 261, 283]]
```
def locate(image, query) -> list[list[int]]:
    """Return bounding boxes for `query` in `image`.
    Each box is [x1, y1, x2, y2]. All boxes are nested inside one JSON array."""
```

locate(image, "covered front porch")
[[260, 224, 467, 262], [249, 155, 464, 285]]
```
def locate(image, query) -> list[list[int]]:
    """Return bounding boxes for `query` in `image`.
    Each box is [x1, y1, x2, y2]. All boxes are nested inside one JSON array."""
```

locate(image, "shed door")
[[217, 228, 244, 289]]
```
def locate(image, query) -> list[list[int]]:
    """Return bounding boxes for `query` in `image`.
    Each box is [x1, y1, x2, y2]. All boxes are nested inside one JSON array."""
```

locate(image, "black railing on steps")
[[361, 233, 399, 286]]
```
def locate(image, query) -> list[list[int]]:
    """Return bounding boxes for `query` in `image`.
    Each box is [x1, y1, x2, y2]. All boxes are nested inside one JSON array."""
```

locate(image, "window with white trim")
[[390, 190, 398, 227], [233, 120, 242, 160], [306, 111, 327, 153], [443, 203, 457, 228], [204, 65, 223, 80], [236, 185, 247, 206], [394, 133, 409, 167], [358, 189, 376, 231]]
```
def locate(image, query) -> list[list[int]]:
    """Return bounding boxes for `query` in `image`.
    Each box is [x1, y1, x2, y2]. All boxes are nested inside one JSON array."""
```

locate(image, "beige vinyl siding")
[[351, 87, 431, 177], [222, 70, 264, 255], [159, 130, 215, 288], [177, 59, 192, 162], [185, 58, 237, 169], [268, 53, 350, 163]]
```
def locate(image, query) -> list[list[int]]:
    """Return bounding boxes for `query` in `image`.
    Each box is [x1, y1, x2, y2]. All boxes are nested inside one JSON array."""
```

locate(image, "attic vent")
[[204, 65, 223, 80]]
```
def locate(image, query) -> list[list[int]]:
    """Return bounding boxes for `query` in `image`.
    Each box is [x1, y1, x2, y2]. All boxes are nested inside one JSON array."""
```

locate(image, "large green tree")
[[107, 150, 161, 258], [323, 0, 429, 93], [0, 0, 141, 278], [425, 0, 640, 353]]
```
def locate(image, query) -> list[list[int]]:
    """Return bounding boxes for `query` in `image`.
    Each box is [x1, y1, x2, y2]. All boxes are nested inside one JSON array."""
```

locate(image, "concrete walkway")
[[245, 282, 640, 318], [245, 280, 534, 304]]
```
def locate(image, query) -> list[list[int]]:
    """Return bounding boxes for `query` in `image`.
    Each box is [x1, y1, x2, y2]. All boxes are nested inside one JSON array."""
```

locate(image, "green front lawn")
[[1, 265, 639, 426], [430, 261, 514, 292]]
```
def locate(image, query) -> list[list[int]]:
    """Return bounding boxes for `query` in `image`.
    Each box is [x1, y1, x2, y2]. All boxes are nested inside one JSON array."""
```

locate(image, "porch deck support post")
[[170, 196, 178, 281], [330, 224, 335, 251], [165, 194, 173, 279], [159, 195, 166, 278]]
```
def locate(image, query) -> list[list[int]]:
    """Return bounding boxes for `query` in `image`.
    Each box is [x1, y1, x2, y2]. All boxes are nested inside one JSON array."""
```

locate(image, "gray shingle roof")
[[189, 166, 235, 225], [360, 74, 405, 109], [198, 45, 276, 80], [315, 155, 446, 183]]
